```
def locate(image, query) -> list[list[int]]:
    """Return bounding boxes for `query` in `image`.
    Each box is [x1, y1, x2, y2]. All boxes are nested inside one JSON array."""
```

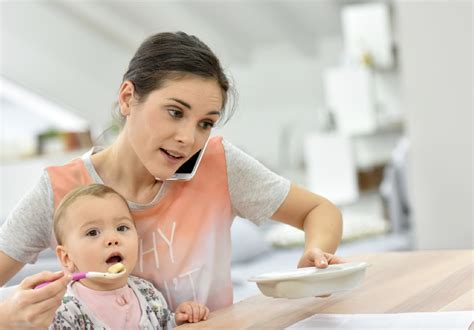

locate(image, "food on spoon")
[[107, 262, 125, 273]]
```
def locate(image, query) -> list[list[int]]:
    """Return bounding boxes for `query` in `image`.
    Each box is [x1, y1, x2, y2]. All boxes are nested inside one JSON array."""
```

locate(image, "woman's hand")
[[297, 247, 345, 269], [297, 248, 345, 298], [175, 300, 209, 325], [0, 271, 70, 329]]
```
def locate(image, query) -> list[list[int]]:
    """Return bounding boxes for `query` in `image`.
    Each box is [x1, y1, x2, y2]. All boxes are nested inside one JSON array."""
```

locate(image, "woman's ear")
[[118, 80, 135, 117], [56, 245, 75, 273]]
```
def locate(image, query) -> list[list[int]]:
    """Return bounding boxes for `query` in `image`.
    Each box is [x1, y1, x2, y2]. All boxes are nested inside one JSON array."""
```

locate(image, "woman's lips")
[[160, 148, 184, 165]]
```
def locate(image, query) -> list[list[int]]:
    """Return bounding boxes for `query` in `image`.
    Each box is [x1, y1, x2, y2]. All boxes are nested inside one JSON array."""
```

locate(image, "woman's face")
[[122, 76, 223, 180]]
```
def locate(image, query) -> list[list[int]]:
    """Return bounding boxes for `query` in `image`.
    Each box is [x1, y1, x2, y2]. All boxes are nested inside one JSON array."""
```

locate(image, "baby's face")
[[57, 194, 138, 290]]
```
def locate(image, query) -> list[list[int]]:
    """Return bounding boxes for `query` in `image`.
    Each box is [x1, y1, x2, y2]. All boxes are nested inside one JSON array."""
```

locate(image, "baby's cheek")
[[67, 260, 79, 273]]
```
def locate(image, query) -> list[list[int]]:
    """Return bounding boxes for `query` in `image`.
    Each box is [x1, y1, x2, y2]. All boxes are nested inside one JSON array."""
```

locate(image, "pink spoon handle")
[[34, 272, 87, 289], [71, 272, 87, 281]]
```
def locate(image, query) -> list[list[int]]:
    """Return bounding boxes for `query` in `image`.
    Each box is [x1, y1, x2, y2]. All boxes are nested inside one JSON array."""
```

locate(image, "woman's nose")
[[175, 123, 196, 145]]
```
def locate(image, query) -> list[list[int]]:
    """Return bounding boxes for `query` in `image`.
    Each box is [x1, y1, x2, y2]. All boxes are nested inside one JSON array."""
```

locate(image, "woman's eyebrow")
[[168, 97, 221, 116], [169, 98, 191, 109]]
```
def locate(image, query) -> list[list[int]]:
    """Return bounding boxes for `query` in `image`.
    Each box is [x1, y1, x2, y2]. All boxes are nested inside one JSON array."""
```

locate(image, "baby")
[[50, 183, 208, 329]]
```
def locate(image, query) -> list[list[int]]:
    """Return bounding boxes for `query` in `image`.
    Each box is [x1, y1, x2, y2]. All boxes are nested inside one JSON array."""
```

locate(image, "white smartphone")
[[166, 140, 209, 181]]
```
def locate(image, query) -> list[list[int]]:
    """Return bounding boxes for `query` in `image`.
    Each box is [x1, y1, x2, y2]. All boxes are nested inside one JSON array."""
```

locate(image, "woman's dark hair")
[[116, 31, 235, 126]]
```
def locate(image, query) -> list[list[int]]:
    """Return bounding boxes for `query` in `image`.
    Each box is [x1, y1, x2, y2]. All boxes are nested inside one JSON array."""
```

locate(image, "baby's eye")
[[117, 225, 129, 232], [168, 109, 183, 119], [86, 229, 100, 237]]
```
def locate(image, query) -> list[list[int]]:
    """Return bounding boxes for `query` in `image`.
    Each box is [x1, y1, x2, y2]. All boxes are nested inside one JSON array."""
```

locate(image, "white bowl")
[[248, 262, 368, 299]]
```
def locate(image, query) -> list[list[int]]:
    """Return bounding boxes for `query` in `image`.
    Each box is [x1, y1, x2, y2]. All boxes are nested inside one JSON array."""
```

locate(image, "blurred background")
[[0, 0, 472, 301]]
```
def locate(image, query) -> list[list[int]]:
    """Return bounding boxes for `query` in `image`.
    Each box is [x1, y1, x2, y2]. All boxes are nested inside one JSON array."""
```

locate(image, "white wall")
[[396, 1, 473, 249], [0, 2, 134, 132], [217, 43, 329, 171]]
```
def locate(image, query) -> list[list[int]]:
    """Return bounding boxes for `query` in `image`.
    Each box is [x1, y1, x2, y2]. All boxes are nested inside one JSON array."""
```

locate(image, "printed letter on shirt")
[[139, 231, 160, 272], [157, 221, 176, 264]]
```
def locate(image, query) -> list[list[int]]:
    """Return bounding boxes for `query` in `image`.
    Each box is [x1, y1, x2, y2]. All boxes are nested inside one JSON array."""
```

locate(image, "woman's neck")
[[91, 133, 162, 204]]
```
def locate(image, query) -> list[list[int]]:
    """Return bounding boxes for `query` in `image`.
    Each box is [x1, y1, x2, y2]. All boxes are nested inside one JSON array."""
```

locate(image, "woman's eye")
[[168, 109, 183, 119], [199, 121, 215, 130], [117, 225, 129, 232], [86, 229, 100, 237]]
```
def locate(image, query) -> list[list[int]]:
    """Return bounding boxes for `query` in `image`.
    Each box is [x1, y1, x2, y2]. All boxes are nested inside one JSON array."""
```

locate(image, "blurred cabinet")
[[323, 66, 378, 135], [304, 132, 358, 205], [312, 2, 403, 206], [303, 124, 403, 206]]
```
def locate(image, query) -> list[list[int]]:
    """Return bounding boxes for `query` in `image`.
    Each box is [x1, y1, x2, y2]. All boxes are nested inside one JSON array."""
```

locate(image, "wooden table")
[[180, 250, 473, 329]]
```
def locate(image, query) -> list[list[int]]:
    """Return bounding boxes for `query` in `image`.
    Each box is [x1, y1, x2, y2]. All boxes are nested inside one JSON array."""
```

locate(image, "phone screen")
[[174, 149, 202, 174]]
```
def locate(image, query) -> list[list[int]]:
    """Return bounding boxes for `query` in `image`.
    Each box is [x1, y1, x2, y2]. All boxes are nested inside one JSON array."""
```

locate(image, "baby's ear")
[[56, 245, 75, 273]]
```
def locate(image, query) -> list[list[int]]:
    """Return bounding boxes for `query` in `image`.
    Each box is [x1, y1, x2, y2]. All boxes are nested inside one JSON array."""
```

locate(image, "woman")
[[0, 31, 343, 328]]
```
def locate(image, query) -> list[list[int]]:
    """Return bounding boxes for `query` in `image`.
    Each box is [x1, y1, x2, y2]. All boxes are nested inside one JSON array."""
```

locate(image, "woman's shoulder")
[[208, 135, 244, 160]]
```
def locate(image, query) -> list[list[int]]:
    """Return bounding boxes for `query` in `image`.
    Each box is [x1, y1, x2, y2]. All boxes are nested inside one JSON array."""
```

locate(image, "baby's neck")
[[73, 277, 129, 291]]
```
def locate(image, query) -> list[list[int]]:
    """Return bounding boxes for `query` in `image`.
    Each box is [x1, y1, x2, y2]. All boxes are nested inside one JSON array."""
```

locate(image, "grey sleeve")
[[0, 171, 54, 264], [223, 139, 291, 225]]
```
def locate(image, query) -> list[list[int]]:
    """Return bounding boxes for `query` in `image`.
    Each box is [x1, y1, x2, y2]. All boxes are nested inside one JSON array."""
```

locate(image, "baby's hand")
[[175, 301, 209, 325]]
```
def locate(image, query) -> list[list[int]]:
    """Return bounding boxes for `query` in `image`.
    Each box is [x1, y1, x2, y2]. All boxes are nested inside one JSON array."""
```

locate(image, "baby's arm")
[[175, 301, 209, 325]]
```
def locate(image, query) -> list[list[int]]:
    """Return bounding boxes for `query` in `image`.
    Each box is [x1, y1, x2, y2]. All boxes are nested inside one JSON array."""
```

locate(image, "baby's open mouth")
[[106, 253, 123, 264]]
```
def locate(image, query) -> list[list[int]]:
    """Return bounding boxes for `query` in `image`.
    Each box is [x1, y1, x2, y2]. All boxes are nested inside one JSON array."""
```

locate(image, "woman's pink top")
[[47, 136, 234, 311]]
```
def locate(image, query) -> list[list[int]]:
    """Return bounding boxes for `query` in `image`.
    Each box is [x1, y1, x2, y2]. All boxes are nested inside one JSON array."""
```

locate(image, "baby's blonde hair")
[[54, 184, 130, 245]]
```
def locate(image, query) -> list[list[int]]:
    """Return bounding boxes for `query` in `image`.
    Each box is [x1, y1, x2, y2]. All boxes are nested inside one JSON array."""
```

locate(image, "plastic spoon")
[[34, 263, 126, 289]]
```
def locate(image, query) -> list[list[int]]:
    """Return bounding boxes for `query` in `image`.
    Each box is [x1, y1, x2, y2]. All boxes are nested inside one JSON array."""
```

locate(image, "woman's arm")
[[271, 183, 343, 266], [0, 251, 24, 286], [0, 164, 62, 328], [222, 139, 343, 264]]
